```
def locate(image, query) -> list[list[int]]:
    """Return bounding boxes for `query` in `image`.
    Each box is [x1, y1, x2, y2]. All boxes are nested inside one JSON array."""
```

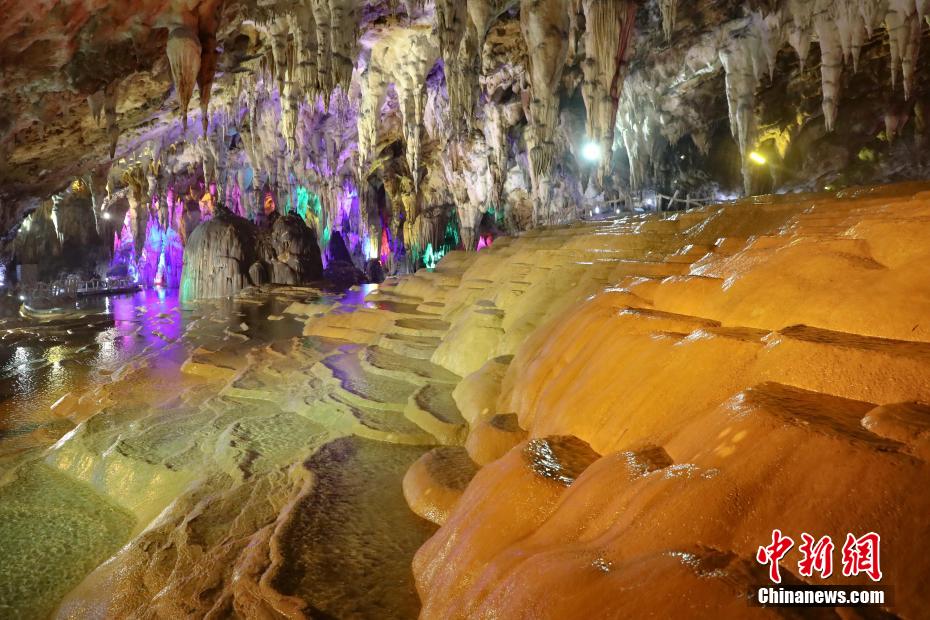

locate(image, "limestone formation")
[[180, 206, 258, 300], [2, 2, 930, 616], [167, 26, 202, 132]]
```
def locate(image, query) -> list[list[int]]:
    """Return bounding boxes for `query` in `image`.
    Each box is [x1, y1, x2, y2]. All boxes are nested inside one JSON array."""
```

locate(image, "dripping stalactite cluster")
[[4, 0, 930, 290]]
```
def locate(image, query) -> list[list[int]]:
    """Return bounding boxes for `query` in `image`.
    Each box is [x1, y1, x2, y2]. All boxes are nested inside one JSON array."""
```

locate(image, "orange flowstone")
[[414, 186, 930, 618]]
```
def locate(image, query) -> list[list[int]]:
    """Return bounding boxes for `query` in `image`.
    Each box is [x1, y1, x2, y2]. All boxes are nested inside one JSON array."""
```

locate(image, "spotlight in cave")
[[749, 151, 768, 166], [581, 141, 603, 163]]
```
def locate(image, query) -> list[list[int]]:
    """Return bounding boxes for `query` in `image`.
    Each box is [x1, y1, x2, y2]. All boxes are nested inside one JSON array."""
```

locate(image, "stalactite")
[[483, 104, 509, 207], [659, 0, 678, 41], [396, 33, 437, 194], [753, 11, 782, 82], [720, 36, 759, 195], [311, 0, 335, 95], [265, 15, 290, 96], [358, 27, 438, 197], [357, 66, 388, 181], [834, 0, 867, 72], [580, 0, 636, 183], [122, 165, 149, 261], [814, 12, 842, 131], [885, 0, 922, 100], [786, 0, 812, 70], [616, 73, 661, 191], [87, 91, 104, 127], [434, 0, 469, 132], [310, 0, 360, 97], [104, 81, 119, 159], [520, 0, 570, 224], [198, 31, 218, 136], [167, 26, 202, 131], [329, 0, 360, 93], [289, 8, 320, 103]]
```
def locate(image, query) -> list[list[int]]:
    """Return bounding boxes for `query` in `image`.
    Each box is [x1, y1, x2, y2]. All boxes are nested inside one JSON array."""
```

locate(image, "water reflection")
[[0, 289, 186, 443], [0, 285, 329, 450]]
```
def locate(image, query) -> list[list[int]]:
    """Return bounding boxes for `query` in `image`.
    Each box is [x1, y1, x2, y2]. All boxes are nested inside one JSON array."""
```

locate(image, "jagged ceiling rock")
[[2, 0, 930, 246]]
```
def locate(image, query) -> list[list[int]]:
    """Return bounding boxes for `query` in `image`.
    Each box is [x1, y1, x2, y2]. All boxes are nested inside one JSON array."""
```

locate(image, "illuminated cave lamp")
[[749, 151, 767, 165], [581, 141, 602, 162]]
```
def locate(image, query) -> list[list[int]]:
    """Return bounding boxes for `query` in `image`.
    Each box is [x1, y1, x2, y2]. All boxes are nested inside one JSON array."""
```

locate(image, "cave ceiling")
[[1, 0, 929, 233]]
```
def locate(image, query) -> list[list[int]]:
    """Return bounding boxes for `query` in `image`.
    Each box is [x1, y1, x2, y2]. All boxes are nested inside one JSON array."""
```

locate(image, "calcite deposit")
[[2, 0, 930, 617], [409, 183, 930, 619], [0, 183, 926, 618]]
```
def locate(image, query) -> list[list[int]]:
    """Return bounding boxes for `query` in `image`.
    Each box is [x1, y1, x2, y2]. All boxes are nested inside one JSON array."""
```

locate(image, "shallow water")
[[0, 283, 394, 619], [0, 287, 355, 456], [0, 290, 182, 440]]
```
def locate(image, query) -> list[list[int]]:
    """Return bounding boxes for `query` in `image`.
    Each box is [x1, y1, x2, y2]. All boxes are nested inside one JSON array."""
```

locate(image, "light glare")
[[582, 142, 602, 162], [749, 151, 767, 165]]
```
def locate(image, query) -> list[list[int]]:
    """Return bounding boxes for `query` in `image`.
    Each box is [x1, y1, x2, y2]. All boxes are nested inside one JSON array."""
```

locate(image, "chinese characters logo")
[[756, 530, 882, 584]]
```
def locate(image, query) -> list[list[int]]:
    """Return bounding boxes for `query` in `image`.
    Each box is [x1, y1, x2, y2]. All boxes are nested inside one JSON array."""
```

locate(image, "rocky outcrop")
[[323, 230, 367, 288], [181, 209, 325, 300], [268, 213, 324, 284], [180, 206, 258, 300]]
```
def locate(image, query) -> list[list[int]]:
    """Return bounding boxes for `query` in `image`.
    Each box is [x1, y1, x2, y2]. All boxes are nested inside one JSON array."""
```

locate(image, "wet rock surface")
[[412, 184, 930, 619], [3, 184, 930, 618]]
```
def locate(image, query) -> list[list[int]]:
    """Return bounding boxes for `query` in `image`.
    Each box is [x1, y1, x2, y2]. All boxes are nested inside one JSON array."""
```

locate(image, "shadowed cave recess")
[[1, 0, 930, 618]]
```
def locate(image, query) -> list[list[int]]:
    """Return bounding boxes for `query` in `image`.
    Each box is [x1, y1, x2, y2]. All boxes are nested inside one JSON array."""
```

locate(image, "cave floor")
[[2, 183, 930, 617]]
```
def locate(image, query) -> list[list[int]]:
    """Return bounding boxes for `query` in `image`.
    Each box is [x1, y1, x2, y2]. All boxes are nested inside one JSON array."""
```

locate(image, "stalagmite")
[[167, 26, 202, 131]]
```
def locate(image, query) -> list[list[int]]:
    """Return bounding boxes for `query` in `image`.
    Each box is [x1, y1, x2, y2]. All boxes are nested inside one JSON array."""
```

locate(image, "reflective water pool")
[[0, 286, 330, 460]]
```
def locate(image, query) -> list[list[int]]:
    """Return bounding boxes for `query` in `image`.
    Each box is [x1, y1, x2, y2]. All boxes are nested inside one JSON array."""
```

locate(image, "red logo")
[[798, 533, 834, 579], [757, 531, 881, 584], [756, 529, 794, 584], [841, 532, 882, 582]]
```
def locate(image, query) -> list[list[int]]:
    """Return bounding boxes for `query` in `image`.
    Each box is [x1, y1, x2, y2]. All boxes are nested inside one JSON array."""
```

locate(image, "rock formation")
[[181, 207, 324, 299], [3, 1, 930, 617]]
